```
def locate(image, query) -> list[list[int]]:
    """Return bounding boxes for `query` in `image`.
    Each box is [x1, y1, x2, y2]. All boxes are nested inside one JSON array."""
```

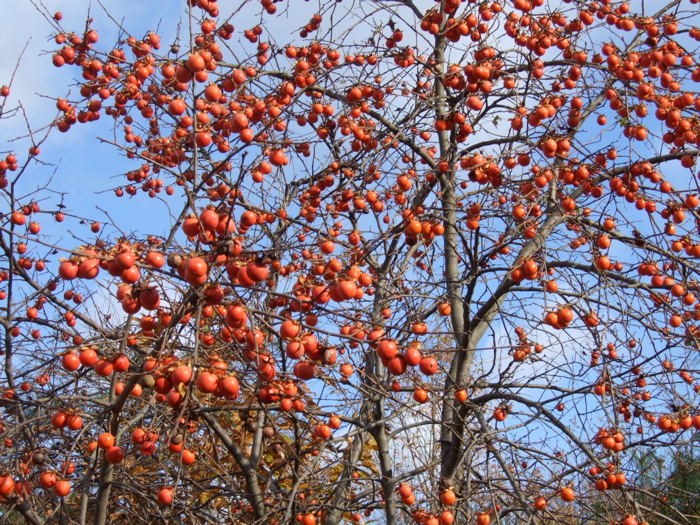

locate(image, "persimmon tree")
[[1, 0, 700, 524]]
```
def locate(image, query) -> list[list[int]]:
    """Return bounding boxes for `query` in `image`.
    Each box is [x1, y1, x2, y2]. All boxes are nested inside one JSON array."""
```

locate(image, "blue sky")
[[0, 0, 319, 239], [2, 2, 699, 521], [0, 1, 178, 238]]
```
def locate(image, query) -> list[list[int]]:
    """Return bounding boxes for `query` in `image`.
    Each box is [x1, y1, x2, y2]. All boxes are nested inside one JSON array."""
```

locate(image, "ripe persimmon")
[[560, 487, 575, 502], [53, 480, 71, 497]]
